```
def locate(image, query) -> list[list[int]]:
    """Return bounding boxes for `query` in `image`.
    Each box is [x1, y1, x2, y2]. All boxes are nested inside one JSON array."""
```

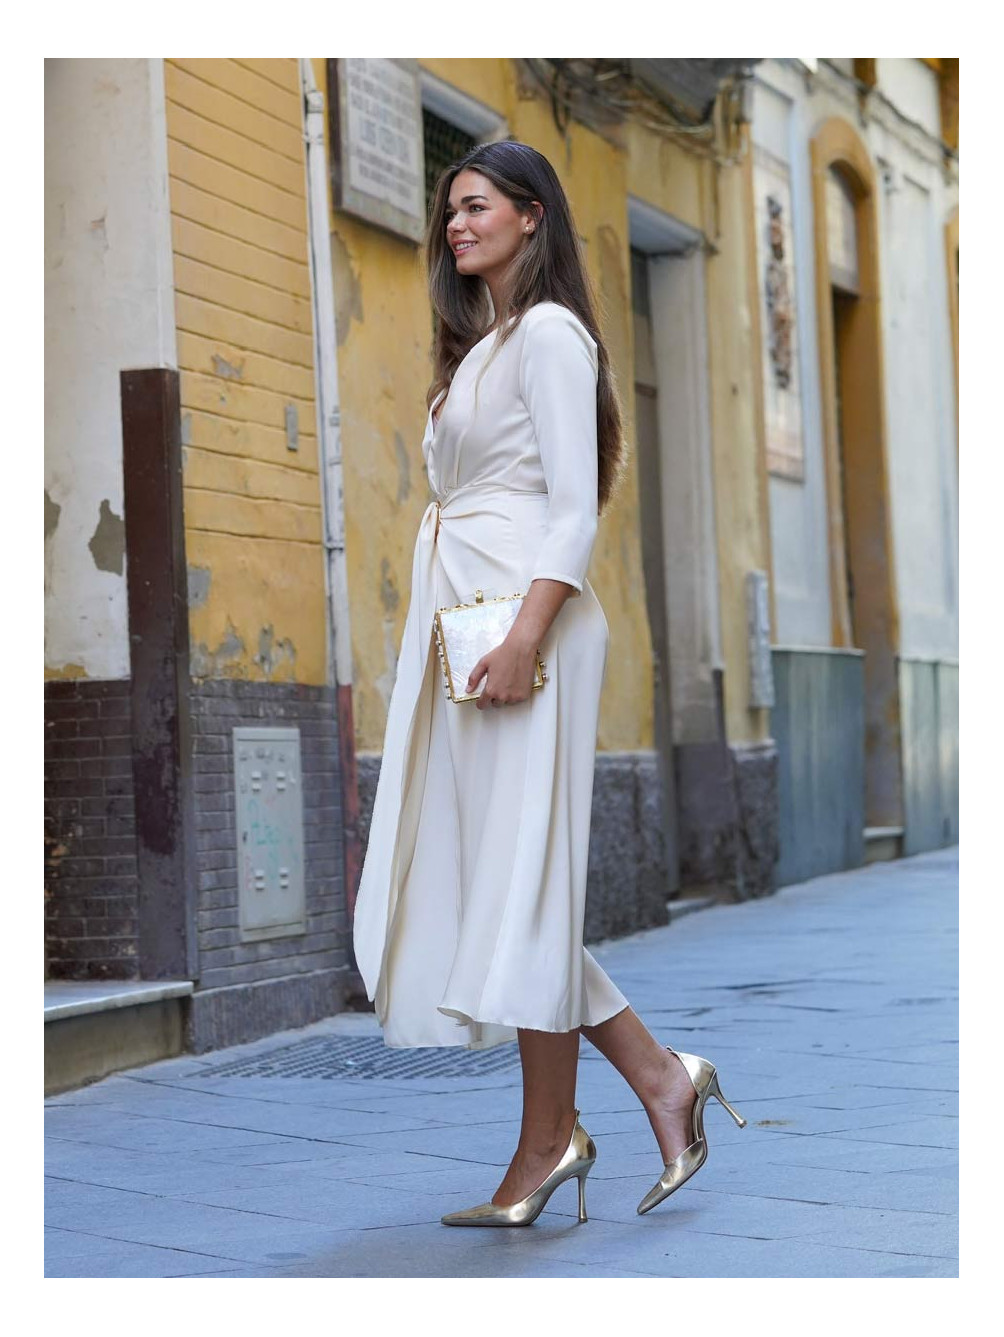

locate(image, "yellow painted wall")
[[165, 58, 329, 686], [325, 164, 443, 751], [624, 120, 708, 234]]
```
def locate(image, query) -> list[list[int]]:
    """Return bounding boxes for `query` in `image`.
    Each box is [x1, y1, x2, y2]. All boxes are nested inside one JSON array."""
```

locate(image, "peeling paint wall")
[[164, 59, 328, 686], [331, 179, 448, 747], [88, 499, 126, 575], [44, 58, 177, 679]]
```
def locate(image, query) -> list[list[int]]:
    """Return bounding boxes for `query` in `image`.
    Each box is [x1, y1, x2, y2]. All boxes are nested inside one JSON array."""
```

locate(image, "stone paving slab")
[[706, 1158, 958, 1215], [45, 845, 958, 1278], [46, 1089, 449, 1142], [755, 1133, 956, 1175], [44, 1228, 246, 1279]]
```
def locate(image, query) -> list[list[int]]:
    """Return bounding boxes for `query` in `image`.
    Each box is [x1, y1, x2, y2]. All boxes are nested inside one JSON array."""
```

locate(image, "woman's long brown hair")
[[425, 140, 628, 513]]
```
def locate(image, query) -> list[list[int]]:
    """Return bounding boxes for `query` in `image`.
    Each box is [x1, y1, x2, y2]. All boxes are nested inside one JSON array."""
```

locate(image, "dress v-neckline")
[[429, 318, 513, 437]]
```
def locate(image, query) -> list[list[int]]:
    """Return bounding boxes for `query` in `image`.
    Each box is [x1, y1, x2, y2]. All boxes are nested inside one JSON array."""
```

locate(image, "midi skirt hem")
[[436, 995, 631, 1037], [374, 994, 631, 1052], [374, 1000, 631, 1048]]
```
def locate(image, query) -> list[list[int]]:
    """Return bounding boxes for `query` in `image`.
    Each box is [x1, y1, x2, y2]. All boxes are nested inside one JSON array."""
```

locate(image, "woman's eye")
[[445, 205, 483, 221]]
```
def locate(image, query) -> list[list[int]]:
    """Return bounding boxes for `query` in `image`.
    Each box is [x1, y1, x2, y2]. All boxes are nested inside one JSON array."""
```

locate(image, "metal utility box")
[[233, 727, 306, 942]]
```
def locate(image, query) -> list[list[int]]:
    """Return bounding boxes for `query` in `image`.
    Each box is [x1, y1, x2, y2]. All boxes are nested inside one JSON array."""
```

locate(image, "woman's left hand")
[[467, 630, 539, 711]]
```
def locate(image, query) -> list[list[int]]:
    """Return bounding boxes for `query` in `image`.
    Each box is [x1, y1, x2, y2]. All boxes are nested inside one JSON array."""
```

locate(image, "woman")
[[352, 140, 745, 1226]]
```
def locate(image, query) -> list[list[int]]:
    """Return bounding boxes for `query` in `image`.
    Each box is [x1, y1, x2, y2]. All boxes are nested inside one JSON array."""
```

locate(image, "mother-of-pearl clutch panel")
[[433, 590, 547, 704]]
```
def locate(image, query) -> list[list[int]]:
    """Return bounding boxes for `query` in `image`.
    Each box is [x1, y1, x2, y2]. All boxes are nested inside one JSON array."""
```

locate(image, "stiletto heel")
[[708, 1070, 747, 1128], [636, 1046, 747, 1215], [441, 1109, 597, 1227]]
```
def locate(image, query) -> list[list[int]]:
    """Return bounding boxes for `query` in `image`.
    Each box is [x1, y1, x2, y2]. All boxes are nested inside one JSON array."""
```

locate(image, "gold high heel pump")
[[441, 1109, 597, 1227], [636, 1047, 747, 1216]]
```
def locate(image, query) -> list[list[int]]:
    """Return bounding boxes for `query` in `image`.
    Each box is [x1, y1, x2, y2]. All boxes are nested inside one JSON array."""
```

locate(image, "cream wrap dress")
[[353, 301, 630, 1049]]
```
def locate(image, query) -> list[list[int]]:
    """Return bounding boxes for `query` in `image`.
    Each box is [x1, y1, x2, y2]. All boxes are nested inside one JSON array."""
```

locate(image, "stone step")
[[45, 980, 194, 1095], [863, 825, 904, 864]]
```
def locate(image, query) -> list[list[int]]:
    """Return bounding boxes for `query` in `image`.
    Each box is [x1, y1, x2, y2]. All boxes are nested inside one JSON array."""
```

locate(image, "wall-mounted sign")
[[753, 144, 805, 481], [327, 58, 426, 244]]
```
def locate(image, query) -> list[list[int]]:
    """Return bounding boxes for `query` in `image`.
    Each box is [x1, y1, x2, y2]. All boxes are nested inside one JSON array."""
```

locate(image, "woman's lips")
[[453, 242, 477, 254]]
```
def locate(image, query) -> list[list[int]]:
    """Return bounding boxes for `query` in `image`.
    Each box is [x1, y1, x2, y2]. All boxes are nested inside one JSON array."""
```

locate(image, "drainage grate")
[[196, 1034, 523, 1081]]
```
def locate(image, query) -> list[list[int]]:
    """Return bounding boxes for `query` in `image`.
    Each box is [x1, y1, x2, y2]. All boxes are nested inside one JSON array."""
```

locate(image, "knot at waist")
[[429, 479, 546, 516], [419, 482, 549, 547]]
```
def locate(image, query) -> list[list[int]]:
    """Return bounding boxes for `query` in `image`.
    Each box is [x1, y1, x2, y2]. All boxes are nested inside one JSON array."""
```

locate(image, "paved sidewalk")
[[45, 847, 958, 1278]]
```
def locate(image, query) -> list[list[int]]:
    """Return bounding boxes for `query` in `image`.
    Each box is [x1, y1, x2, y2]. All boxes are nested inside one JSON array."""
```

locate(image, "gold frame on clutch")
[[433, 589, 547, 704]]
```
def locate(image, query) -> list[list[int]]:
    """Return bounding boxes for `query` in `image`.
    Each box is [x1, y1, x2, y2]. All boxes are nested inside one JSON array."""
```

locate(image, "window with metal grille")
[[423, 106, 478, 220]]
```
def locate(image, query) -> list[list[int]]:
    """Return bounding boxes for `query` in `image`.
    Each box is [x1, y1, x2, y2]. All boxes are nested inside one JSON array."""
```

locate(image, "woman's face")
[[444, 169, 537, 287]]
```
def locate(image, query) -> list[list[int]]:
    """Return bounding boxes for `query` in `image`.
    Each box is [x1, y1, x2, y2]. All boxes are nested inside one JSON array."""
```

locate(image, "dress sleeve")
[[518, 309, 600, 598]]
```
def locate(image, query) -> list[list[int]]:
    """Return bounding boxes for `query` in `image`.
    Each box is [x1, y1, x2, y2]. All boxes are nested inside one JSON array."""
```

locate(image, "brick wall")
[[44, 680, 140, 979], [186, 679, 348, 1050]]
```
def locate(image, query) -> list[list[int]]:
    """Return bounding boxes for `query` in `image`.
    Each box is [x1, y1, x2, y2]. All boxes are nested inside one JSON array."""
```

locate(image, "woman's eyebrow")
[[447, 195, 489, 208]]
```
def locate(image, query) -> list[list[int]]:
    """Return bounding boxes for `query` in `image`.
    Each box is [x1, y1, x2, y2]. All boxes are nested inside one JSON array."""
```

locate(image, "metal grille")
[[196, 1034, 523, 1081], [423, 107, 478, 216]]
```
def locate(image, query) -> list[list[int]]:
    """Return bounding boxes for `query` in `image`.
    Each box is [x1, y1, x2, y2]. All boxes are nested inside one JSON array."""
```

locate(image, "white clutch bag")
[[433, 589, 548, 704]]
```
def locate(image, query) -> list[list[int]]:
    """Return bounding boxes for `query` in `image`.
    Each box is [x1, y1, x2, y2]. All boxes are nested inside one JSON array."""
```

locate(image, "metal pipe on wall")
[[299, 58, 363, 945]]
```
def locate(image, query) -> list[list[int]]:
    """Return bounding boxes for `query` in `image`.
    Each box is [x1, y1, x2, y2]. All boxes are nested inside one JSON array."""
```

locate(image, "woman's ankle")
[[517, 1109, 576, 1153], [634, 1046, 684, 1108]]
